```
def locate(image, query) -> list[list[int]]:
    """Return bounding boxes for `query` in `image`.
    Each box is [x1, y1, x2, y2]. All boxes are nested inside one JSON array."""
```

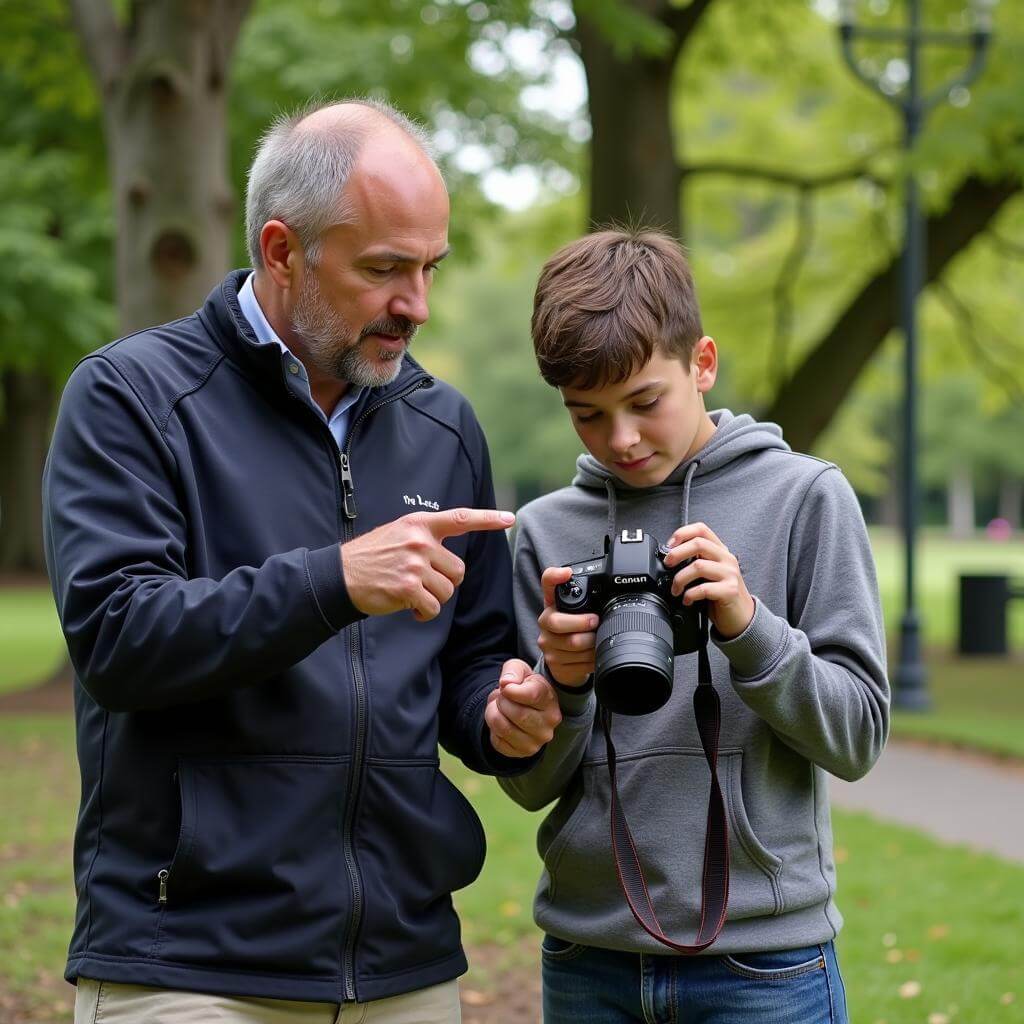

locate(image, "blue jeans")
[[541, 936, 848, 1024]]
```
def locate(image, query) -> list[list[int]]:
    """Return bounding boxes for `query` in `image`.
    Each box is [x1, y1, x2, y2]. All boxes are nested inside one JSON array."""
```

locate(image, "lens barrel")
[[594, 593, 675, 715]]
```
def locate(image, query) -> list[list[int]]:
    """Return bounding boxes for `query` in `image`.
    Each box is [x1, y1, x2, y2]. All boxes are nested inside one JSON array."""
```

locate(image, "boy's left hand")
[[663, 522, 755, 640], [484, 658, 562, 757]]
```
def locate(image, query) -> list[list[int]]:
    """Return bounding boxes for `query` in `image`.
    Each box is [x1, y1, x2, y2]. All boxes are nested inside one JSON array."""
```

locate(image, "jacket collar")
[[199, 270, 431, 404]]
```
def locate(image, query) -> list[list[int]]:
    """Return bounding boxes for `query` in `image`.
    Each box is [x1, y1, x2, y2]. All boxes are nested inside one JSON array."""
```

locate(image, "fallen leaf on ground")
[[898, 980, 922, 999], [462, 989, 495, 1006]]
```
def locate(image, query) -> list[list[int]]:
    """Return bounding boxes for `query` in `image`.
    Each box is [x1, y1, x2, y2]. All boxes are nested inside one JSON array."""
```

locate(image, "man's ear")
[[259, 220, 301, 290], [693, 336, 718, 393]]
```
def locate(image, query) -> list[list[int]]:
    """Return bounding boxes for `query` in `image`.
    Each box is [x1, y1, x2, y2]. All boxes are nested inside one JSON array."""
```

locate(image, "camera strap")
[[599, 610, 730, 953]]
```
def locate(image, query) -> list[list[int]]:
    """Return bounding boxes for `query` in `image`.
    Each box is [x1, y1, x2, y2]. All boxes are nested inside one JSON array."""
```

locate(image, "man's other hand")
[[485, 658, 561, 758], [341, 508, 514, 621]]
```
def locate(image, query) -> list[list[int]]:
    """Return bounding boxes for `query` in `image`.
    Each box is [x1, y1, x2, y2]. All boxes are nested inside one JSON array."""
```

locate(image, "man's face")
[[560, 347, 716, 487], [289, 136, 450, 388]]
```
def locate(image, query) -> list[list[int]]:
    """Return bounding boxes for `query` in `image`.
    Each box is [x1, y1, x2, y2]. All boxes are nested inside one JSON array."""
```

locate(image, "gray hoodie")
[[502, 410, 889, 954]]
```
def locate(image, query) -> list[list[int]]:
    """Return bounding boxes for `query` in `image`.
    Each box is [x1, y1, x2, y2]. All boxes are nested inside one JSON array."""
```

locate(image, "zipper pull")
[[158, 869, 169, 904], [340, 453, 358, 520]]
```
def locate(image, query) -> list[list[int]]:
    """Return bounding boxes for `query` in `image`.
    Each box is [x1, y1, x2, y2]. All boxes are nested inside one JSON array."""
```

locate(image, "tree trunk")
[[0, 369, 56, 573], [577, 16, 681, 237], [71, 0, 251, 334], [998, 476, 1022, 530], [946, 462, 974, 539]]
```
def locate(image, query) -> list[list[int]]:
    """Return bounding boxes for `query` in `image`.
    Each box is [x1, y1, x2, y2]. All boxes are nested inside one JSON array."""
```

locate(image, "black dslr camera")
[[554, 528, 706, 715]]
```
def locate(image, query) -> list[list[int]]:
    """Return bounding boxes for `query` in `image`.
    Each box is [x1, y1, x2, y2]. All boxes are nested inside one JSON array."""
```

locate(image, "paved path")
[[829, 740, 1024, 863]]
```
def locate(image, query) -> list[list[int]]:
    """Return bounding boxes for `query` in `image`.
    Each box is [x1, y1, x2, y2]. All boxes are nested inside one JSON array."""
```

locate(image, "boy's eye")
[[575, 410, 601, 424], [635, 397, 660, 412]]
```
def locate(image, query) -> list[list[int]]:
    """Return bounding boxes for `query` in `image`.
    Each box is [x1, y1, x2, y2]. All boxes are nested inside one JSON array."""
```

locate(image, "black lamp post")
[[837, 0, 994, 710]]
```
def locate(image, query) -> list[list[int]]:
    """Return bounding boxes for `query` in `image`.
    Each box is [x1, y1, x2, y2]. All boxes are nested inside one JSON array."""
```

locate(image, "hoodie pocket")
[[151, 755, 350, 976], [353, 761, 486, 977], [539, 749, 783, 925]]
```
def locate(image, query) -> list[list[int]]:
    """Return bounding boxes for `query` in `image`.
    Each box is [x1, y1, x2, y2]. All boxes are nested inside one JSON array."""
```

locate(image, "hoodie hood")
[[572, 409, 789, 492], [571, 409, 790, 537]]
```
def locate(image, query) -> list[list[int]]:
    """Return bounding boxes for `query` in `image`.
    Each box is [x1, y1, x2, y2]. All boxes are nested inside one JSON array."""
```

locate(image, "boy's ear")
[[693, 336, 718, 393]]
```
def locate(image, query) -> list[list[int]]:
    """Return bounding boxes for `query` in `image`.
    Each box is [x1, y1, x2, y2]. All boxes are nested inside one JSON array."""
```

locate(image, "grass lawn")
[[0, 584, 65, 696], [870, 527, 1024, 650], [0, 718, 1021, 1023]]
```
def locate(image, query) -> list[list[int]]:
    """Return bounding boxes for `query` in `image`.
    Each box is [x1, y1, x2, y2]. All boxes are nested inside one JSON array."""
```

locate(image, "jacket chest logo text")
[[404, 493, 440, 511]]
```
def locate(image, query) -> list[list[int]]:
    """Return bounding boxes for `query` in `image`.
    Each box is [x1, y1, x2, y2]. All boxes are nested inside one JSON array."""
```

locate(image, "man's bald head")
[[245, 98, 440, 269]]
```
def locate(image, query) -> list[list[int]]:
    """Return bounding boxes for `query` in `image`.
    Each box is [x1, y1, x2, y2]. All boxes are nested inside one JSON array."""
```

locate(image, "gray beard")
[[291, 273, 414, 388]]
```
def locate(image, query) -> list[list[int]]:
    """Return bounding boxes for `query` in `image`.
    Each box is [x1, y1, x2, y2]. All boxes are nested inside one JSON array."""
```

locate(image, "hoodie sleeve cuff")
[[305, 544, 367, 632], [539, 658, 595, 717], [711, 597, 789, 680]]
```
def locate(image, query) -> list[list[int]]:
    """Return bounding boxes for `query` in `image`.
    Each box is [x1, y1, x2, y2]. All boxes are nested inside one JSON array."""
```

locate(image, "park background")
[[0, 0, 1022, 1021]]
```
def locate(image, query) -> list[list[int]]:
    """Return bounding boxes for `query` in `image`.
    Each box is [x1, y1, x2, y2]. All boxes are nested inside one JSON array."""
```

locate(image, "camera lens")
[[594, 593, 675, 715]]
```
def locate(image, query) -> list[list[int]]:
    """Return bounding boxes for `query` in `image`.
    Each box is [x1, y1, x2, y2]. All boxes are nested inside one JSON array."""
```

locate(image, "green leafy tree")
[[567, 0, 1024, 451], [0, 0, 114, 572]]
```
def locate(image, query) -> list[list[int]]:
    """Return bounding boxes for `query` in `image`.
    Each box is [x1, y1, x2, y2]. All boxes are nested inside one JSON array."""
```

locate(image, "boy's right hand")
[[537, 566, 599, 686]]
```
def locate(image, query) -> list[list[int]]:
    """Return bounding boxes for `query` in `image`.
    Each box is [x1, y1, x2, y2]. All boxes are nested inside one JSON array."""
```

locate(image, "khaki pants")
[[74, 977, 462, 1024]]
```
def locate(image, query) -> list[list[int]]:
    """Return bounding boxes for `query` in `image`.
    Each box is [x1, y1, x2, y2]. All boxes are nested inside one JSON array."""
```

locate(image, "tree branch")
[[69, 0, 124, 93], [680, 158, 889, 191], [662, 0, 716, 58], [934, 281, 1024, 404], [764, 173, 1022, 451]]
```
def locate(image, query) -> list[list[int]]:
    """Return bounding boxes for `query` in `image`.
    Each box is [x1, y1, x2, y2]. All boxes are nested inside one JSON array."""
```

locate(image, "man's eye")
[[367, 266, 394, 277]]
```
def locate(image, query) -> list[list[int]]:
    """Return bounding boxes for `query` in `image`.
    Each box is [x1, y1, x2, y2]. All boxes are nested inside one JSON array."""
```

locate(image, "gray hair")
[[245, 97, 434, 269]]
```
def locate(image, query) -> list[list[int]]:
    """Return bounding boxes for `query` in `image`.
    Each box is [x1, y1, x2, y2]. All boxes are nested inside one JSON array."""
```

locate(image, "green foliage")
[[572, 0, 674, 58], [0, 1, 114, 380], [670, 0, 1024, 480], [0, 587, 65, 695], [424, 196, 588, 490], [229, 0, 586, 261]]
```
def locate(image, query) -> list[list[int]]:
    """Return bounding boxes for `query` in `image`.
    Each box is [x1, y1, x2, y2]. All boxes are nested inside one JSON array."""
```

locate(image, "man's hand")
[[341, 508, 514, 622], [663, 522, 754, 639], [536, 566, 598, 686], [485, 659, 562, 758]]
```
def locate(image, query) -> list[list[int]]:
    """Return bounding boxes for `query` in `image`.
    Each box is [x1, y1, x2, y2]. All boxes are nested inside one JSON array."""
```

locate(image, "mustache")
[[359, 316, 418, 342]]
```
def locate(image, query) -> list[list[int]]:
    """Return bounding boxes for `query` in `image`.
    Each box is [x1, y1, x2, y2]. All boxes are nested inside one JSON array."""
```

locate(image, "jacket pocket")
[[151, 755, 350, 976], [538, 749, 783, 928], [353, 761, 486, 978]]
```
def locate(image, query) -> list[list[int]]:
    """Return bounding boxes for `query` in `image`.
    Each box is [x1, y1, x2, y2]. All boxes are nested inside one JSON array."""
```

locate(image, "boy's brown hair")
[[531, 228, 703, 389]]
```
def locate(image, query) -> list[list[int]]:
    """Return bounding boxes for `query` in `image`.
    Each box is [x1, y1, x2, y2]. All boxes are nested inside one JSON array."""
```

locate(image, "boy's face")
[[560, 340, 717, 488]]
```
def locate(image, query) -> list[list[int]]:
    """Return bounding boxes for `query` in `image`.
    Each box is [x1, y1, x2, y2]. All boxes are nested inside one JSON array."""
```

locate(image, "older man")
[[44, 99, 560, 1024]]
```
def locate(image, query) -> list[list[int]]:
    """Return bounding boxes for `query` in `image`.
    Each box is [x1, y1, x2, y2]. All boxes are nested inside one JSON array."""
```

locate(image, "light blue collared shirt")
[[237, 272, 363, 451]]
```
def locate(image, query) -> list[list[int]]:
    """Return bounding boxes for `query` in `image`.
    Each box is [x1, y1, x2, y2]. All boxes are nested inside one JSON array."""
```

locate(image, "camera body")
[[554, 528, 706, 715]]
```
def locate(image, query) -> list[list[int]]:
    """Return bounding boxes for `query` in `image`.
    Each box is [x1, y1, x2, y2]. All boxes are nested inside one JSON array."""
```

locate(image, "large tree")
[[570, 0, 1023, 451]]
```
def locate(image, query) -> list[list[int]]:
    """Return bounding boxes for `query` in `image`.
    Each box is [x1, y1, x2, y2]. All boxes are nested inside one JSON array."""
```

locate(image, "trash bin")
[[958, 575, 1020, 655]]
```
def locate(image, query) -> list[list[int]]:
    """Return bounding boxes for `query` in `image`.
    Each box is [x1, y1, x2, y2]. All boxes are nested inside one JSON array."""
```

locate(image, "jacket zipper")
[[157, 868, 169, 903], [337, 373, 432, 1000], [338, 375, 432, 520]]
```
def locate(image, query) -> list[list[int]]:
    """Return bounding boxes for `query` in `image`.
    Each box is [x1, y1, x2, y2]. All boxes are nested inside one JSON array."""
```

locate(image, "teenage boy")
[[491, 229, 889, 1023]]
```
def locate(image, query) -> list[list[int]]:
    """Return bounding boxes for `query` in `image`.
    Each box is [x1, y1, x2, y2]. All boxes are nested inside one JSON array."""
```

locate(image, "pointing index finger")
[[425, 507, 515, 539]]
